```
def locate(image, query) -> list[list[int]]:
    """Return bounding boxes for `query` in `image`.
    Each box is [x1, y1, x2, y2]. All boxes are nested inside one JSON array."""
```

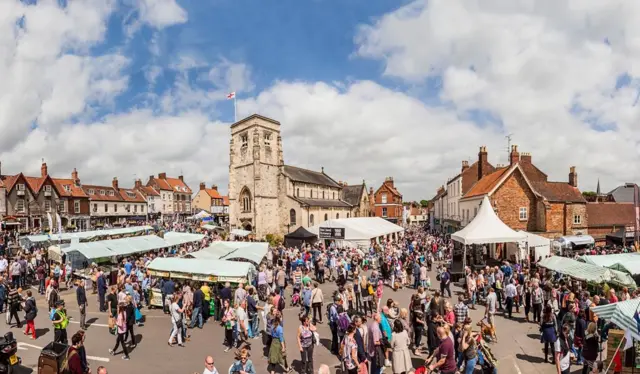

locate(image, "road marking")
[[18, 342, 110, 362], [69, 320, 109, 327], [513, 361, 522, 374]]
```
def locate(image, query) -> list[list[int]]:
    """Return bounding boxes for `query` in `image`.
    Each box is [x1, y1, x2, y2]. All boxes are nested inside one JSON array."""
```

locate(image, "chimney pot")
[[112, 177, 119, 190], [478, 146, 488, 180], [135, 179, 142, 189], [158, 172, 166, 179], [199, 182, 206, 191], [41, 162, 48, 178], [178, 175, 184, 182], [510, 144, 520, 165], [569, 166, 578, 187], [211, 184, 218, 191]]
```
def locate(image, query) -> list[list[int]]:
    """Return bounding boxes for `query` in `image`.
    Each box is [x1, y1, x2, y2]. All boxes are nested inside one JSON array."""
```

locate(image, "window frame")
[[381, 193, 387, 204], [382, 207, 388, 217], [519, 207, 528, 221], [74, 200, 80, 213], [573, 214, 582, 225]]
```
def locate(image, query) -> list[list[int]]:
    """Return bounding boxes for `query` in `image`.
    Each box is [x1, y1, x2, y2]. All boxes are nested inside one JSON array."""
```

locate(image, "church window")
[[310, 214, 314, 226], [296, 188, 299, 197], [322, 191, 325, 199], [264, 132, 271, 147], [290, 209, 296, 225], [324, 213, 328, 221], [240, 133, 248, 148], [241, 188, 252, 212], [336, 213, 339, 219]]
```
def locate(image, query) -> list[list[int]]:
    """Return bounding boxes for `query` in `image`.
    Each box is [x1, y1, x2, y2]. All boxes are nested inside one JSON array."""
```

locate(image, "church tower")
[[228, 114, 283, 238]]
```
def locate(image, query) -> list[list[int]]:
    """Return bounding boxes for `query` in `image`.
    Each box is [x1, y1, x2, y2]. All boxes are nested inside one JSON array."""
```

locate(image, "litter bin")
[[38, 341, 69, 374]]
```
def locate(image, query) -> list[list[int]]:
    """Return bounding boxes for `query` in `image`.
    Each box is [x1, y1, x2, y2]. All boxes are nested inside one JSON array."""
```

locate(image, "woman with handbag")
[[168, 292, 185, 348], [297, 315, 316, 374], [221, 299, 236, 352], [108, 303, 130, 360]]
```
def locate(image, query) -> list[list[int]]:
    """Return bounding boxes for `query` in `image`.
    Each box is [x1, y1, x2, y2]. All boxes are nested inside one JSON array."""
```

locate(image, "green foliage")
[[420, 199, 429, 207], [582, 191, 597, 197], [265, 233, 283, 247]]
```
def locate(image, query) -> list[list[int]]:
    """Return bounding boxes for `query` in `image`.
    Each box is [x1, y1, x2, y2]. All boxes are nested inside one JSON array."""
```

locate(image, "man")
[[0, 277, 6, 313], [413, 260, 421, 289], [235, 299, 249, 347], [10, 260, 20, 289], [440, 267, 451, 298], [328, 295, 343, 355], [201, 282, 211, 322], [485, 287, 498, 342], [246, 288, 261, 339], [76, 280, 88, 330], [428, 327, 457, 374], [52, 301, 69, 344], [203, 355, 219, 374], [276, 267, 286, 296], [454, 295, 468, 324], [7, 285, 21, 328], [190, 286, 204, 329], [96, 366, 108, 374], [161, 278, 175, 314], [367, 314, 384, 374], [36, 263, 46, 295], [234, 282, 246, 307], [218, 282, 231, 321], [531, 281, 544, 323], [97, 270, 108, 312], [504, 279, 517, 319]]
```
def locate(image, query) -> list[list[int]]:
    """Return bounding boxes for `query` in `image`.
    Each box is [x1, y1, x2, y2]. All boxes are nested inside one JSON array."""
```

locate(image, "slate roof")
[[587, 203, 635, 227], [342, 184, 365, 206], [291, 197, 352, 208], [607, 184, 637, 203], [283, 165, 341, 188], [531, 181, 586, 203]]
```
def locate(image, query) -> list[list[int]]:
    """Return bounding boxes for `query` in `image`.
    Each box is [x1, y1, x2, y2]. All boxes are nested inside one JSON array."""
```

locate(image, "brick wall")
[[547, 203, 565, 235], [568, 204, 588, 235], [492, 171, 538, 231]]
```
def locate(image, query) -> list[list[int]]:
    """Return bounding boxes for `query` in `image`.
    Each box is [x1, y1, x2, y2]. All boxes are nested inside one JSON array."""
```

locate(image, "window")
[[74, 200, 80, 213], [322, 191, 325, 199], [382, 207, 388, 217], [264, 132, 271, 146], [296, 188, 299, 197], [290, 209, 296, 225], [44, 185, 51, 192], [381, 193, 387, 204], [93, 204, 97, 213], [310, 190, 313, 198], [474, 207, 477, 217], [141, 205, 145, 212], [519, 207, 528, 220], [17, 184, 25, 191], [333, 192, 335, 200], [310, 214, 314, 226], [104, 204, 108, 212], [44, 200, 51, 212], [100, 190, 105, 196], [324, 213, 328, 221], [127, 192, 136, 198], [109, 191, 114, 196], [241, 188, 252, 212], [114, 204, 118, 212], [63, 185, 71, 192], [16, 199, 25, 213], [336, 213, 339, 219], [240, 133, 248, 147], [88, 189, 94, 195], [134, 205, 137, 213], [573, 214, 582, 225]]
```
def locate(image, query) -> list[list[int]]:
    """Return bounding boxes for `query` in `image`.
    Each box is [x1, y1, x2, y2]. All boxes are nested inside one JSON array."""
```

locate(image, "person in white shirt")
[[203, 355, 219, 374], [504, 279, 517, 319], [0, 257, 8, 274], [235, 299, 249, 347]]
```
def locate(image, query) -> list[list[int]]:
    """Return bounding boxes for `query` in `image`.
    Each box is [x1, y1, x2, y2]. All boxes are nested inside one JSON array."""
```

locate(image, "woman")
[[555, 324, 572, 374], [75, 330, 89, 374], [524, 281, 532, 322], [581, 322, 599, 374], [345, 284, 355, 311], [230, 348, 256, 374], [268, 317, 292, 374], [398, 308, 412, 344], [108, 303, 130, 360], [540, 305, 558, 363], [66, 332, 85, 374], [360, 276, 371, 316], [574, 310, 587, 365], [311, 283, 324, 324], [443, 302, 455, 327], [390, 319, 412, 374], [168, 293, 185, 348], [459, 324, 478, 374], [411, 307, 426, 355], [375, 280, 384, 312], [264, 302, 278, 357], [341, 324, 359, 374], [124, 295, 136, 348], [222, 299, 236, 352], [297, 314, 316, 374], [23, 290, 37, 339]]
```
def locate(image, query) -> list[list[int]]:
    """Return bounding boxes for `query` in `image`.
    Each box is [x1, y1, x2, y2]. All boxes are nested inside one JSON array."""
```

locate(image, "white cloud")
[[207, 59, 255, 93], [133, 0, 187, 29]]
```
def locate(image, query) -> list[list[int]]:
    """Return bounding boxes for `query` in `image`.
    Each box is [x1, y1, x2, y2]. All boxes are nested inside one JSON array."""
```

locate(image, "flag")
[[634, 310, 640, 334], [624, 330, 635, 351], [227, 92, 236, 100]]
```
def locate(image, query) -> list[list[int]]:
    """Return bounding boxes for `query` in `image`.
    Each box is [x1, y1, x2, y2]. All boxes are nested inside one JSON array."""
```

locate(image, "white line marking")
[[18, 342, 110, 362], [69, 320, 109, 327], [513, 361, 522, 374]]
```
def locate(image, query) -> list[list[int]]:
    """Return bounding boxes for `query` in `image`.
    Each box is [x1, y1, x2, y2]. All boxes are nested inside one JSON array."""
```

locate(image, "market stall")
[[538, 256, 636, 288], [306, 217, 404, 248], [20, 225, 153, 246], [284, 226, 317, 248], [187, 241, 268, 267]]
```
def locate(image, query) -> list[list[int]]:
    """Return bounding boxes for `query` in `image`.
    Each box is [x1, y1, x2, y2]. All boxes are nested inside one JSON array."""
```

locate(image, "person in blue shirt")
[[268, 317, 291, 373], [124, 260, 132, 276], [231, 348, 256, 374], [161, 279, 175, 314], [301, 285, 312, 317], [328, 296, 343, 355]]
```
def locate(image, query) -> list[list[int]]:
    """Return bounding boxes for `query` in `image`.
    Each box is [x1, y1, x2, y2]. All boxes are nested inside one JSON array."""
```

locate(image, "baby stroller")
[[291, 286, 301, 306], [257, 284, 269, 302]]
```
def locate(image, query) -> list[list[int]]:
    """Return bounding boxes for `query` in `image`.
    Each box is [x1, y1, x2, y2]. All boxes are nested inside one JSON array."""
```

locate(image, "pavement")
[[7, 268, 595, 374]]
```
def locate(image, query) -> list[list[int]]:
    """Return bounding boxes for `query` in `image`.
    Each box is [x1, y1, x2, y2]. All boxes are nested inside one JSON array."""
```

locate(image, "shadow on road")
[[516, 352, 547, 364], [35, 327, 50, 338]]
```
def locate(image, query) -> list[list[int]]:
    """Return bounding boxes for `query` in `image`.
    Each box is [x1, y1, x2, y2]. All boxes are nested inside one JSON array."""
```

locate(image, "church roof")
[[342, 184, 365, 206], [283, 165, 341, 188], [291, 197, 352, 208]]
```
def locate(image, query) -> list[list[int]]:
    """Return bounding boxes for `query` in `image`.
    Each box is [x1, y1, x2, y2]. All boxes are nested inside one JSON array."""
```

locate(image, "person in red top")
[[428, 326, 457, 374], [609, 289, 619, 304], [66, 332, 84, 374]]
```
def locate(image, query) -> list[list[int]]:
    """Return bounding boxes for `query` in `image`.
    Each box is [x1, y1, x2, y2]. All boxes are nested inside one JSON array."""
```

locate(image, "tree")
[[420, 199, 429, 207], [582, 191, 596, 198]]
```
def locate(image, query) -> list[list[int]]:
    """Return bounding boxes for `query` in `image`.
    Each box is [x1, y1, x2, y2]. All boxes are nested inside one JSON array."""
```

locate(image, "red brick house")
[[459, 145, 587, 239], [371, 177, 403, 223], [586, 202, 635, 245], [52, 168, 91, 230]]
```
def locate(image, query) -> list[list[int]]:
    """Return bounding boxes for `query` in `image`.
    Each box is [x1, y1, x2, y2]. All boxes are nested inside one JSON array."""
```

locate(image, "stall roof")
[[147, 257, 252, 278], [23, 226, 153, 243], [591, 298, 640, 341], [307, 217, 404, 241], [231, 229, 251, 237], [63, 242, 117, 260], [201, 224, 222, 231], [162, 232, 205, 246], [555, 235, 595, 247], [191, 241, 268, 265], [517, 231, 551, 248], [538, 256, 636, 287], [63, 233, 204, 259], [579, 253, 640, 275], [451, 196, 526, 245]]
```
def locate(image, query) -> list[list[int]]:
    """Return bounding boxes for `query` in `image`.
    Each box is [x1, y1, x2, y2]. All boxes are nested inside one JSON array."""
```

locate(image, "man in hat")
[[52, 300, 69, 344]]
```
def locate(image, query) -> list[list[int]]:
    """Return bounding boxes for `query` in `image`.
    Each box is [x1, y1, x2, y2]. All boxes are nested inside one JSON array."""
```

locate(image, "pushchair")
[[290, 286, 301, 306]]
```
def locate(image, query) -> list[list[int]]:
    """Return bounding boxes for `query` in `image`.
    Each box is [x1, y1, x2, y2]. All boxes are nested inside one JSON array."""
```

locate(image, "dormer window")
[[100, 190, 106, 196], [17, 184, 25, 191], [240, 133, 248, 148], [63, 185, 71, 192], [88, 189, 94, 195], [126, 192, 136, 198], [109, 191, 114, 196], [44, 185, 52, 192]]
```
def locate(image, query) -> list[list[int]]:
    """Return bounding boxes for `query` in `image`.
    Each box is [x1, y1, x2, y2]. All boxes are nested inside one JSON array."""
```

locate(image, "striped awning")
[[591, 299, 640, 341]]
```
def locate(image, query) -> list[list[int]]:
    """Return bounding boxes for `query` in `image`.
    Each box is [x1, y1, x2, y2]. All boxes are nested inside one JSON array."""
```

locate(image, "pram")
[[257, 284, 269, 302], [291, 286, 301, 306]]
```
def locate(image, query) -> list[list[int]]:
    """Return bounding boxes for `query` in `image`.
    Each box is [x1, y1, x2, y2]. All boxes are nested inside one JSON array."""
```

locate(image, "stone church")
[[228, 114, 371, 238]]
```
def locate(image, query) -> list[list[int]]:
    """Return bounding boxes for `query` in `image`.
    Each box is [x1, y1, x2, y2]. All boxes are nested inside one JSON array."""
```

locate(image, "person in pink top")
[[108, 303, 130, 360], [376, 280, 384, 312], [609, 289, 619, 303]]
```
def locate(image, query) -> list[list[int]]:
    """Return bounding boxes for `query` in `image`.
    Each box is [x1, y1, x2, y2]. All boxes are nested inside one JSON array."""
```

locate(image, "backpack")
[[277, 296, 285, 311], [337, 312, 351, 332]]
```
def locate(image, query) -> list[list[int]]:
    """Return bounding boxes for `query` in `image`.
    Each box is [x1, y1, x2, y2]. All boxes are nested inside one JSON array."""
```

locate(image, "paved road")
[[7, 269, 593, 374]]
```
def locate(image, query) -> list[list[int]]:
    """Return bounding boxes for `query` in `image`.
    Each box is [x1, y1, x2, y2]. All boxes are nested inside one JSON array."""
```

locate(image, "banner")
[[319, 227, 345, 240], [47, 212, 53, 231], [56, 213, 63, 234]]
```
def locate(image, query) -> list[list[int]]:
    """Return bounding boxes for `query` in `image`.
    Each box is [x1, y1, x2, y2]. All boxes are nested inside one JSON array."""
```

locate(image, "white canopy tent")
[[230, 229, 251, 237], [451, 196, 526, 245], [307, 217, 404, 248]]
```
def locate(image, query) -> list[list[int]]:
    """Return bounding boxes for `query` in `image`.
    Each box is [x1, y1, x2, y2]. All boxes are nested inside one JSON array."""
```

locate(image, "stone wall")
[[492, 170, 538, 232]]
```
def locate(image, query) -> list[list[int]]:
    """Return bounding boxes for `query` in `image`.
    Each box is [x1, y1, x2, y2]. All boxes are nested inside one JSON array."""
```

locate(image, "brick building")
[[459, 145, 587, 239], [51, 168, 91, 230], [586, 202, 635, 245], [371, 177, 403, 223]]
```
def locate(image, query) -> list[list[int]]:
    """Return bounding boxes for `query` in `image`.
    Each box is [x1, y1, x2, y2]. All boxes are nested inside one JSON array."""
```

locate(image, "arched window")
[[310, 214, 314, 226], [347, 213, 350, 218], [336, 213, 339, 219], [240, 187, 252, 212], [290, 209, 296, 225], [322, 191, 325, 199], [310, 190, 313, 198], [296, 188, 299, 197], [324, 213, 328, 221]]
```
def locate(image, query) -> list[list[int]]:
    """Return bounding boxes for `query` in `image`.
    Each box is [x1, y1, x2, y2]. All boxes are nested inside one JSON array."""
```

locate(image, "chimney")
[[178, 175, 184, 182], [509, 145, 520, 165], [520, 152, 531, 164], [41, 162, 48, 177], [461, 160, 469, 173], [71, 168, 80, 186], [211, 184, 218, 191], [158, 172, 166, 179], [199, 182, 206, 191], [135, 179, 142, 189], [343, 181, 348, 186], [478, 146, 488, 180], [384, 177, 394, 187], [112, 177, 118, 190], [569, 166, 578, 187]]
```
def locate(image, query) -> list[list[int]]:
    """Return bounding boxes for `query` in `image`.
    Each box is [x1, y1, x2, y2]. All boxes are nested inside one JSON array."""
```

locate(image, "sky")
[[2, 0, 640, 201]]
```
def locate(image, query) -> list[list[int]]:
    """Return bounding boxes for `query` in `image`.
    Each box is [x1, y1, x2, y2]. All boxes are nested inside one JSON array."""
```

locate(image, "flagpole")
[[234, 95, 237, 123]]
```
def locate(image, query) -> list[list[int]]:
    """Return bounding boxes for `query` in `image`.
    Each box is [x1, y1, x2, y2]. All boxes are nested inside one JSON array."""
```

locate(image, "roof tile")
[[82, 185, 124, 201], [118, 188, 146, 203], [587, 203, 635, 227], [532, 181, 585, 203], [342, 184, 365, 206], [52, 178, 88, 198], [222, 196, 229, 206], [204, 189, 222, 199], [463, 166, 511, 198]]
